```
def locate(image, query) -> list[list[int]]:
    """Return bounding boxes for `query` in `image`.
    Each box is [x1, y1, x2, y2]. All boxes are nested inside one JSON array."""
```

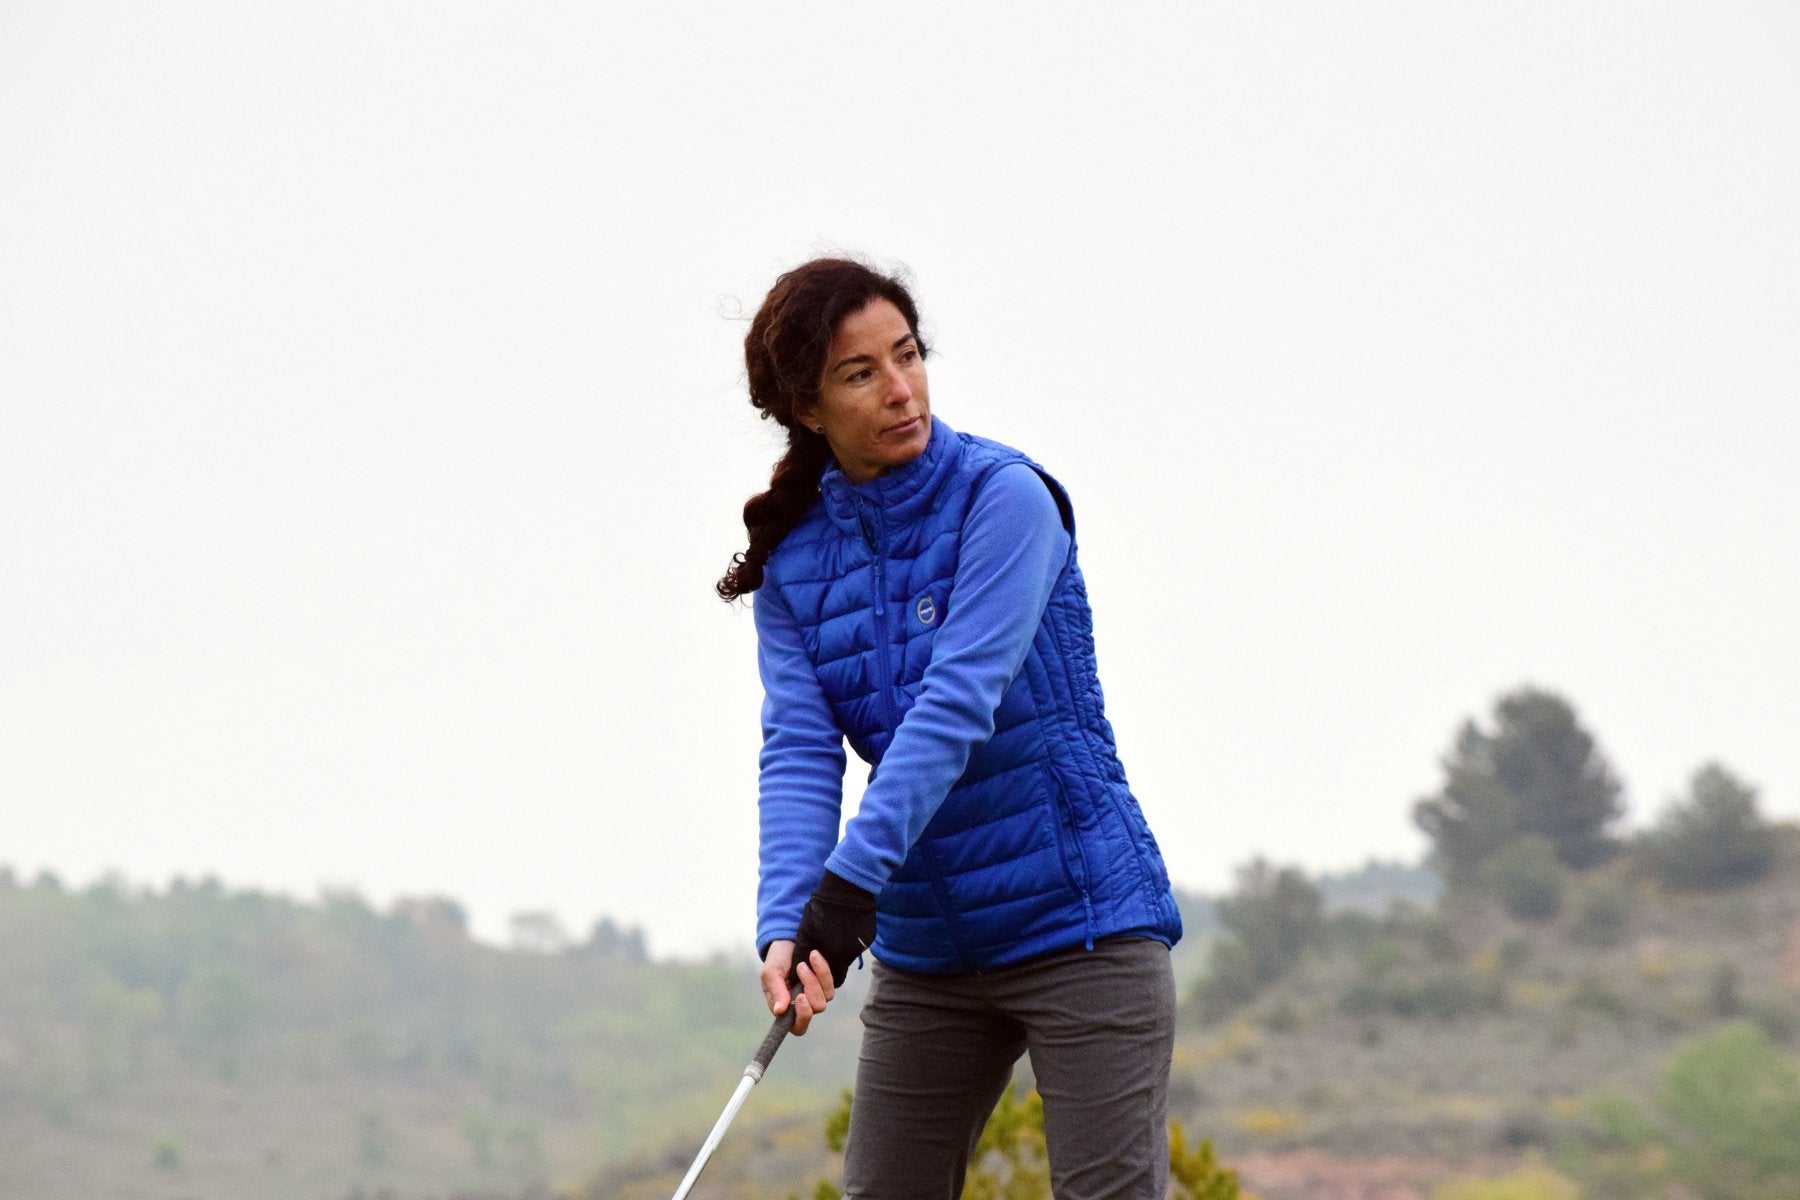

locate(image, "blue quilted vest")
[[763, 419, 1182, 973]]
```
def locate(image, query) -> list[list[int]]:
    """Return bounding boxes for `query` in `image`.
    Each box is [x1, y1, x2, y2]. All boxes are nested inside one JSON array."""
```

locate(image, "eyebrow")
[[830, 333, 918, 377]]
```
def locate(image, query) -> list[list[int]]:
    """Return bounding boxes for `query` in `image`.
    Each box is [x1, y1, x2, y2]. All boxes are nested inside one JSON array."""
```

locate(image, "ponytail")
[[715, 431, 831, 601]]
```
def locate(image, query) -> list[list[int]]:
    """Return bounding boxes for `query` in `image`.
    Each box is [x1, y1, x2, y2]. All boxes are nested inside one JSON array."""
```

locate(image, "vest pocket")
[[1047, 781, 1090, 895], [1047, 782, 1097, 951]]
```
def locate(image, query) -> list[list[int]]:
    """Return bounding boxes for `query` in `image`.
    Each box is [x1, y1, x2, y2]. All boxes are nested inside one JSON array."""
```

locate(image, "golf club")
[[667, 1003, 798, 1200]]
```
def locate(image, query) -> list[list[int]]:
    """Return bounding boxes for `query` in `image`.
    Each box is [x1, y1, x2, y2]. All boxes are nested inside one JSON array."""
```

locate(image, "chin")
[[892, 434, 930, 466]]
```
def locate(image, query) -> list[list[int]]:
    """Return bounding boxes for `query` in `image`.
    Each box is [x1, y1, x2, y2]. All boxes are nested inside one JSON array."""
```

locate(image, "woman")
[[718, 258, 1183, 1200]]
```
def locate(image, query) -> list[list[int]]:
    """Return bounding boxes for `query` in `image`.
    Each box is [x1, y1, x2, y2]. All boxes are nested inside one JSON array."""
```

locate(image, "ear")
[[794, 400, 819, 432]]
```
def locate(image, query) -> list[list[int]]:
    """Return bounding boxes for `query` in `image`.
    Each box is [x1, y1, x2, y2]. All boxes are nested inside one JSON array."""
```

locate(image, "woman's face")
[[801, 298, 931, 485]]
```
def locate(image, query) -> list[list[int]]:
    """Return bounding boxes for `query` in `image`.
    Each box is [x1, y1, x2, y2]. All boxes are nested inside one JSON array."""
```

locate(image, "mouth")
[[884, 415, 922, 436]]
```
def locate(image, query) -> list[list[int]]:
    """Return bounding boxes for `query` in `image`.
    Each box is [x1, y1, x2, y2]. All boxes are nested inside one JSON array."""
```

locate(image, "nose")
[[883, 363, 912, 404]]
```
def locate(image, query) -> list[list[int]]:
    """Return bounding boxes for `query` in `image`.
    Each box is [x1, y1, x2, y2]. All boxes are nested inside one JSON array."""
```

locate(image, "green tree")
[[1196, 859, 1325, 1017], [177, 962, 263, 1058], [586, 916, 650, 962], [1414, 688, 1622, 883], [1640, 762, 1778, 892], [1216, 860, 1325, 978]]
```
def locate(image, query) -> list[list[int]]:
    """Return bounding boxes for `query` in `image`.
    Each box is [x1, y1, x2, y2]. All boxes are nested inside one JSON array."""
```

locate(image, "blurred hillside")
[[1162, 835, 1800, 1197], [5, 687, 1797, 1200], [0, 855, 1426, 1199], [0, 871, 860, 1199]]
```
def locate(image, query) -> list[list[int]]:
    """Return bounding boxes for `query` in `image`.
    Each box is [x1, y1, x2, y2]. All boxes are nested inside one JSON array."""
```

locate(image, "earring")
[[814, 425, 825, 434]]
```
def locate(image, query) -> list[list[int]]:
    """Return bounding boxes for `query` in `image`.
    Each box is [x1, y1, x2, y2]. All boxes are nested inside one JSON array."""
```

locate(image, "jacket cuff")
[[822, 850, 887, 899], [813, 868, 877, 908]]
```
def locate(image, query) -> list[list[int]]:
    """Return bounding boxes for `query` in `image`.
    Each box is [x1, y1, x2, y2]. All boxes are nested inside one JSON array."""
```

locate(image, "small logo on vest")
[[916, 595, 937, 626]]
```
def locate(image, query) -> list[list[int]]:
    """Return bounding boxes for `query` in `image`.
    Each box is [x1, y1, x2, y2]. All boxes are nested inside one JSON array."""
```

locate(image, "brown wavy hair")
[[716, 258, 929, 601]]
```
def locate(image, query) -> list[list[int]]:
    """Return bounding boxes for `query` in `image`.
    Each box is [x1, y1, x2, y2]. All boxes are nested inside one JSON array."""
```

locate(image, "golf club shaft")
[[669, 1005, 797, 1200]]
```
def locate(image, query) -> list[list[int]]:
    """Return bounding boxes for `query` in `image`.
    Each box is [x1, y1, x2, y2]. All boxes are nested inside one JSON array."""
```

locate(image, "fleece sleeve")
[[752, 583, 849, 955], [823, 462, 1072, 895]]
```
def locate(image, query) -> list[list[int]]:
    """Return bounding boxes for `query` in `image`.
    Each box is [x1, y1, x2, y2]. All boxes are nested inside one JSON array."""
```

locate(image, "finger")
[[793, 958, 813, 1005], [792, 991, 813, 1036], [810, 950, 836, 1001], [798, 956, 830, 1010], [761, 942, 795, 1016], [796, 958, 829, 1012], [760, 965, 790, 1016]]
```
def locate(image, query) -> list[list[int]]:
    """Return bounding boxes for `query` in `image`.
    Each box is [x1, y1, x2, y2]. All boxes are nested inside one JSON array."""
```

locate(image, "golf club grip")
[[753, 1005, 797, 1074]]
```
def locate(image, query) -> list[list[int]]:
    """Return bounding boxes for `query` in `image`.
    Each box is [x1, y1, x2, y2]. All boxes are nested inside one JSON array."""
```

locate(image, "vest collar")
[[820, 415, 959, 534]]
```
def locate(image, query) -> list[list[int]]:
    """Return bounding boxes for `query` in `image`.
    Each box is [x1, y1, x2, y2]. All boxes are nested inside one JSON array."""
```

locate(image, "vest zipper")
[[860, 505, 899, 729]]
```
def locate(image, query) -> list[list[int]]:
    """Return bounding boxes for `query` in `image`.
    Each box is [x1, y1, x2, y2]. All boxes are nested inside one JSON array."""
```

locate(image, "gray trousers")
[[842, 937, 1175, 1200]]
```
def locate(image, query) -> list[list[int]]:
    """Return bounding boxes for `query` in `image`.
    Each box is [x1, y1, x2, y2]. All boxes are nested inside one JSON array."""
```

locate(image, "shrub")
[[1639, 763, 1778, 892], [1338, 976, 1390, 1017], [1751, 999, 1800, 1046], [961, 1087, 1049, 1200], [1168, 1122, 1245, 1200], [1567, 882, 1633, 948], [1497, 935, 1533, 972], [1411, 972, 1488, 1020], [1339, 970, 1487, 1021], [1660, 1022, 1800, 1194], [1480, 838, 1565, 923], [1493, 1108, 1553, 1151], [1234, 1107, 1301, 1137], [1553, 1093, 1663, 1200], [796, 1090, 1245, 1200], [1260, 999, 1301, 1034], [1419, 913, 1463, 963], [1568, 976, 1629, 1022], [1324, 908, 1382, 953], [1354, 935, 1405, 976], [1193, 938, 1264, 1022], [1584, 1092, 1658, 1149], [1557, 1028, 1800, 1200]]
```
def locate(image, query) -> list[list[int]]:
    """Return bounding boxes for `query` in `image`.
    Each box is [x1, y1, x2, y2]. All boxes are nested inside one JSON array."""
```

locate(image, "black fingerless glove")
[[789, 869, 878, 988]]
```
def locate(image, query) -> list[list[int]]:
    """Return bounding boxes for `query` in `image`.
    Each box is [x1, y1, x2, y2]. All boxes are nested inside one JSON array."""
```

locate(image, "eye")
[[898, 347, 919, 365], [847, 367, 874, 383]]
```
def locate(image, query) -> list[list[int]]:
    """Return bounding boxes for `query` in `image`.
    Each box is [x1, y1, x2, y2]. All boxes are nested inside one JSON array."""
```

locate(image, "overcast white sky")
[[4, 2, 1796, 960]]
